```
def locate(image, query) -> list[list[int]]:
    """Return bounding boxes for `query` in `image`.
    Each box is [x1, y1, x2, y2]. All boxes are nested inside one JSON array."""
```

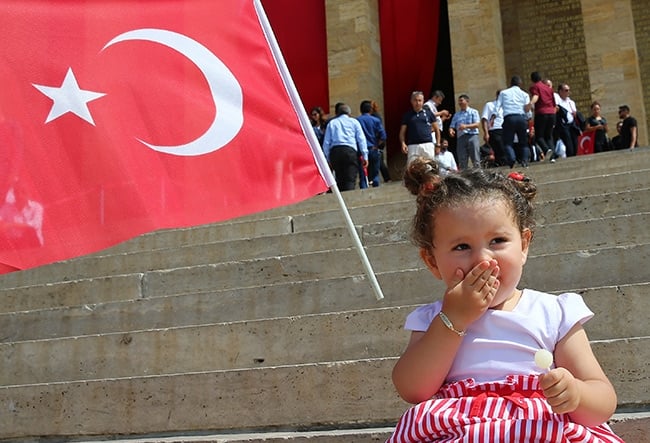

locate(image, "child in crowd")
[[387, 158, 623, 442]]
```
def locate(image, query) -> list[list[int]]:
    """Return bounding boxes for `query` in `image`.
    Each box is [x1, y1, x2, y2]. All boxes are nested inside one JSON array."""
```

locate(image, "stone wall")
[[631, 1, 650, 145], [581, 0, 647, 145], [325, 0, 383, 116], [447, 0, 506, 118], [500, 0, 591, 111]]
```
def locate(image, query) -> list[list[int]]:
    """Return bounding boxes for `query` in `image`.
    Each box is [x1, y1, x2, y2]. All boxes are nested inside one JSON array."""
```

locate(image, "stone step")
[[534, 168, 649, 201], [0, 267, 439, 322], [1, 341, 647, 440], [71, 428, 398, 443], [520, 242, 650, 292], [534, 187, 650, 225], [105, 215, 294, 253], [60, 411, 650, 443], [532, 211, 650, 255], [291, 182, 649, 233], [1, 238, 648, 317], [0, 306, 412, 385], [103, 183, 411, 253], [0, 200, 650, 302], [0, 225, 359, 291], [0, 269, 439, 341], [2, 265, 647, 345], [3, 183, 646, 292], [3, 282, 647, 385], [0, 273, 145, 315], [521, 147, 650, 179]]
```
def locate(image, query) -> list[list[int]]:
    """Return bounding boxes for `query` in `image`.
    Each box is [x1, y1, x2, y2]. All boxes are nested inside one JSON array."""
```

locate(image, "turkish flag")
[[577, 132, 595, 155], [0, 0, 334, 272]]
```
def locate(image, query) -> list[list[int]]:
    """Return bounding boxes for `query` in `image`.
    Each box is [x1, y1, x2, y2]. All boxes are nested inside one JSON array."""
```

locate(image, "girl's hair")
[[403, 157, 537, 249]]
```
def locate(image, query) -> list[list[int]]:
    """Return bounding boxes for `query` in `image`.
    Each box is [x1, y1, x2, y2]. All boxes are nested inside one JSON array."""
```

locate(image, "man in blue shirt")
[[357, 100, 387, 187], [323, 103, 368, 191], [399, 91, 436, 165], [449, 94, 481, 169]]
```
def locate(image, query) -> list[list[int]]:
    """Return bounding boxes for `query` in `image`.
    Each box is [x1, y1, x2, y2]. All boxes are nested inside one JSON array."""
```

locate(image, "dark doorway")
[[430, 1, 456, 158]]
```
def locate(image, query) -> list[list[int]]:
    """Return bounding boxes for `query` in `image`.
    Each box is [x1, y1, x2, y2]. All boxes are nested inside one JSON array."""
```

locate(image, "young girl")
[[387, 158, 623, 442]]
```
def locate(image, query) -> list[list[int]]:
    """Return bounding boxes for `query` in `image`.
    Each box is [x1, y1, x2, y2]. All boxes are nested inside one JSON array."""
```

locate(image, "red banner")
[[0, 0, 333, 272], [379, 0, 440, 159], [262, 0, 329, 113]]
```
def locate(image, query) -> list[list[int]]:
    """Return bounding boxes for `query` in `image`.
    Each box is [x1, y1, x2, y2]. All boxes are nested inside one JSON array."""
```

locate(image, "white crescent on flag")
[[579, 133, 592, 151], [102, 28, 244, 156]]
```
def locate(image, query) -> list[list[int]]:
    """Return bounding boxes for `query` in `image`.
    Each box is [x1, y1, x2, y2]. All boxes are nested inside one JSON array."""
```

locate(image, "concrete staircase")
[[1, 149, 649, 442]]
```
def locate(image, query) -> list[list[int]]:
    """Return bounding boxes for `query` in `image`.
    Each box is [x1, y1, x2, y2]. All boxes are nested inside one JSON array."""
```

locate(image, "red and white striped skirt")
[[387, 375, 624, 442]]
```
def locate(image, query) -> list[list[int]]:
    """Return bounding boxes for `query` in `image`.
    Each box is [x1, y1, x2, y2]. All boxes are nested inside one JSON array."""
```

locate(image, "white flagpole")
[[330, 183, 385, 300], [254, 0, 384, 301]]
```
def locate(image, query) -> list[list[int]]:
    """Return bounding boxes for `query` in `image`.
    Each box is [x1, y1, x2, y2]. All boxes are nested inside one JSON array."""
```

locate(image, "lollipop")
[[534, 349, 554, 371]]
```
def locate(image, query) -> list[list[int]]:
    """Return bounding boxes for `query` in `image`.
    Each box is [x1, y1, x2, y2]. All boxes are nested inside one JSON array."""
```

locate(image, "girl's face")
[[424, 198, 532, 308]]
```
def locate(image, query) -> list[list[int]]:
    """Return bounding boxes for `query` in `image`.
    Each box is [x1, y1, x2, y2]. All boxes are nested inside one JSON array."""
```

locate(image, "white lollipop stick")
[[534, 349, 554, 372]]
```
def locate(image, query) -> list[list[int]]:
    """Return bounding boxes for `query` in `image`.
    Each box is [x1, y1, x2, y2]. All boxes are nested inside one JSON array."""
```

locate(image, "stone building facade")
[[323, 0, 647, 165]]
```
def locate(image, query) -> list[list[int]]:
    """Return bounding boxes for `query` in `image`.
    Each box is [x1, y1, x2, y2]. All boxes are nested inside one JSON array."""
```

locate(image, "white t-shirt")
[[435, 151, 458, 175], [557, 96, 577, 124], [481, 100, 504, 130], [424, 99, 443, 127], [404, 289, 593, 384]]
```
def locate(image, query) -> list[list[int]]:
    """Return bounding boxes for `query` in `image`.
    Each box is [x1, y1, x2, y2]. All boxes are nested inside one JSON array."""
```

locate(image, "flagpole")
[[254, 0, 384, 301], [330, 183, 385, 301]]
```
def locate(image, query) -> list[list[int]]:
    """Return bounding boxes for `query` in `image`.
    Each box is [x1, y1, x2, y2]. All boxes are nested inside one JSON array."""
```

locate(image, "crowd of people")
[[444, 73, 639, 170], [480, 74, 637, 168], [309, 72, 639, 191]]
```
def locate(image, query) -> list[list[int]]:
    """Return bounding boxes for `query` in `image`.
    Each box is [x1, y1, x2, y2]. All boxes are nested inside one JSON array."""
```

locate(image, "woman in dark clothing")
[[585, 101, 609, 153]]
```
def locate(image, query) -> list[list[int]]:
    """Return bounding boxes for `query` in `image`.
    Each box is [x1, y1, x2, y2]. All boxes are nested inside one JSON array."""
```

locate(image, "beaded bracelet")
[[438, 311, 466, 337]]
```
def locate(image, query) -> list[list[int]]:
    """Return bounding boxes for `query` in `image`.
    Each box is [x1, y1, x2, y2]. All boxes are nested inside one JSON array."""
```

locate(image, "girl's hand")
[[441, 259, 499, 330], [539, 367, 581, 414]]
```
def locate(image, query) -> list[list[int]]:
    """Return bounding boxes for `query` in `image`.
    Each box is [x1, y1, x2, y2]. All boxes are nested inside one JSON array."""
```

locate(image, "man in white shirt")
[[424, 90, 451, 146], [496, 76, 533, 167], [481, 90, 507, 166], [555, 83, 579, 157], [434, 138, 458, 176]]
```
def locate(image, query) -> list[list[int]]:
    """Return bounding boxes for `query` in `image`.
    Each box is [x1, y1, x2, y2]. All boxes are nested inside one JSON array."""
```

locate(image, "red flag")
[[577, 132, 595, 155], [0, 0, 334, 272]]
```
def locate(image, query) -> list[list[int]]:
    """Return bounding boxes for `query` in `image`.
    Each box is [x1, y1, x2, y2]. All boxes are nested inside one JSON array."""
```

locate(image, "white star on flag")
[[33, 68, 106, 125]]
